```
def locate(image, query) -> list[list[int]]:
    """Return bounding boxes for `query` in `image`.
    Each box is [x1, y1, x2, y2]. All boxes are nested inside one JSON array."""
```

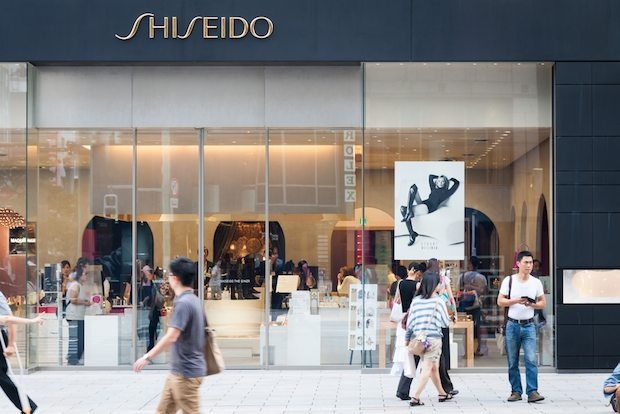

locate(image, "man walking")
[[133, 257, 206, 413], [497, 250, 545, 403]]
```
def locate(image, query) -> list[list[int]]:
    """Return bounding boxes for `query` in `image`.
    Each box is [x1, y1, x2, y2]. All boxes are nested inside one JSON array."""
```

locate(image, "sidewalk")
[[0, 369, 610, 413]]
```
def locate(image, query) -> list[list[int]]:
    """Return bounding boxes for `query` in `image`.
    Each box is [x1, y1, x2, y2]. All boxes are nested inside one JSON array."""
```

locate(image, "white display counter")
[[84, 314, 119, 366]]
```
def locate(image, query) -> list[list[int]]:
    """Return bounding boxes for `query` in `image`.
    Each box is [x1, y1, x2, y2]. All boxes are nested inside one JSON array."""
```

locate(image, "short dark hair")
[[415, 271, 440, 299], [169, 257, 197, 287], [408, 261, 427, 272], [516, 250, 533, 262], [396, 265, 408, 279], [61, 260, 71, 268], [470, 256, 481, 269]]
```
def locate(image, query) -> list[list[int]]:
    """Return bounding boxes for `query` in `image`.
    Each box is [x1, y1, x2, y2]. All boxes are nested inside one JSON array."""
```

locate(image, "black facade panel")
[[556, 171, 594, 186], [592, 305, 620, 324], [556, 185, 593, 213], [593, 188, 620, 212], [556, 213, 593, 268], [593, 86, 620, 135], [593, 137, 620, 170], [2, 1, 620, 62], [593, 326, 619, 355], [556, 305, 593, 325], [592, 214, 620, 265], [597, 356, 620, 370], [557, 325, 593, 356], [592, 62, 620, 84], [555, 85, 592, 137], [557, 356, 595, 370], [555, 62, 592, 85], [410, 0, 620, 62], [593, 171, 620, 184], [556, 137, 593, 171], [0, 0, 412, 62]]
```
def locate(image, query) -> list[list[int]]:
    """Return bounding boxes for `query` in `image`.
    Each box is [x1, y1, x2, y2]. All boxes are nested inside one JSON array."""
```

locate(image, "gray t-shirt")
[[169, 290, 206, 378]]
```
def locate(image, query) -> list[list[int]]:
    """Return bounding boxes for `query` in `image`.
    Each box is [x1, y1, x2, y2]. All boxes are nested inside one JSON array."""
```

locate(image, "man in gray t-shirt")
[[134, 257, 206, 413]]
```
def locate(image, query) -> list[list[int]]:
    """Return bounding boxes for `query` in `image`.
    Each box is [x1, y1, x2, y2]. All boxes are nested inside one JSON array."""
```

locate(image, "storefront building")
[[0, 0, 617, 370]]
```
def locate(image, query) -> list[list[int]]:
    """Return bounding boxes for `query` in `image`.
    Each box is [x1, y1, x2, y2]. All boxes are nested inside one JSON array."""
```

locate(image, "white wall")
[[34, 66, 363, 128]]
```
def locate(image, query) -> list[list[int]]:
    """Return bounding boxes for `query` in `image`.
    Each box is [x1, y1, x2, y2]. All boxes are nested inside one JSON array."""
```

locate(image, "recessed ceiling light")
[[377, 139, 382, 143]]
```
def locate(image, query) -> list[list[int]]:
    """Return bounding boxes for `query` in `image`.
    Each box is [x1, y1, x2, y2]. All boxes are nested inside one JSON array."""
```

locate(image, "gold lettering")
[[250, 17, 273, 39], [149, 16, 169, 39], [221, 17, 227, 38], [171, 16, 178, 38], [229, 17, 249, 39], [178, 16, 202, 39], [115, 12, 154, 41], [116, 13, 274, 41], [203, 17, 218, 39]]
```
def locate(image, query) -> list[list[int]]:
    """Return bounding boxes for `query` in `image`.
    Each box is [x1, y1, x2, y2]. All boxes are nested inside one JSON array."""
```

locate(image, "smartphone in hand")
[[521, 296, 536, 304]]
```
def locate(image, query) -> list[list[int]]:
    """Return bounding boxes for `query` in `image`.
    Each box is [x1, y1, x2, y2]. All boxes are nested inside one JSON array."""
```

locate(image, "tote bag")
[[203, 315, 225, 376], [389, 282, 404, 322]]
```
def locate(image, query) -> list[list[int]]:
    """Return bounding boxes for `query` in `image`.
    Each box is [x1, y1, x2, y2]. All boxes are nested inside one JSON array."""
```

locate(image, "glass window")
[[33, 129, 135, 366], [363, 62, 553, 367]]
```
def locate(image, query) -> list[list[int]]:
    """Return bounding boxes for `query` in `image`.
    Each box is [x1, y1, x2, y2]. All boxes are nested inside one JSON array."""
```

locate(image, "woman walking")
[[405, 271, 452, 406], [393, 261, 427, 400]]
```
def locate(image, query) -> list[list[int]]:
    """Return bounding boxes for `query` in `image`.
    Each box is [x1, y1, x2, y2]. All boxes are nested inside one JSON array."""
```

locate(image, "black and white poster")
[[394, 161, 464, 260]]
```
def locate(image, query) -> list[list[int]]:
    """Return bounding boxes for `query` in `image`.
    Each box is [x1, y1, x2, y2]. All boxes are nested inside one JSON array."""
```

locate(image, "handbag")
[[457, 272, 481, 311], [203, 315, 225, 376], [407, 300, 440, 356], [389, 282, 404, 322]]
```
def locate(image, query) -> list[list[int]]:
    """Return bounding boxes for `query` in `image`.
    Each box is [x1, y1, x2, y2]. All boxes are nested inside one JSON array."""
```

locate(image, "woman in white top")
[[65, 267, 92, 365], [404, 271, 451, 406]]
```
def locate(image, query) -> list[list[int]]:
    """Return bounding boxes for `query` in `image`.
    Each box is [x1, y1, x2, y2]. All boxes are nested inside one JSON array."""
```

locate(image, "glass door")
[[203, 129, 267, 366]]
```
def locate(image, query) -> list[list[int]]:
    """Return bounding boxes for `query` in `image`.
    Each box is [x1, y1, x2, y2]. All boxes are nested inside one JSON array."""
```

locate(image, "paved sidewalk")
[[0, 370, 611, 413]]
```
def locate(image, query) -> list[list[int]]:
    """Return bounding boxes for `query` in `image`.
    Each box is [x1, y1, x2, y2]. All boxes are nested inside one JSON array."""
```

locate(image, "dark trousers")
[[147, 316, 159, 352], [0, 331, 37, 413], [439, 327, 454, 392], [67, 319, 84, 364], [396, 330, 454, 397]]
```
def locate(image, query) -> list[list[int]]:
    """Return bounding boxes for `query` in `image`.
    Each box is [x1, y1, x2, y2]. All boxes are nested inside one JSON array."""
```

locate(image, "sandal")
[[410, 397, 424, 406], [438, 394, 453, 402]]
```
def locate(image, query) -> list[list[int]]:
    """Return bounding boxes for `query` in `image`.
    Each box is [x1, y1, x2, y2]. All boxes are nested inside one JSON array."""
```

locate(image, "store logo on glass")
[[116, 13, 274, 40]]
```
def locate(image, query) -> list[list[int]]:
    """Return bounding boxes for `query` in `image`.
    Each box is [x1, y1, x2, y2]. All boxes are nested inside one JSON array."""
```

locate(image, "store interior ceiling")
[[1, 127, 550, 171]]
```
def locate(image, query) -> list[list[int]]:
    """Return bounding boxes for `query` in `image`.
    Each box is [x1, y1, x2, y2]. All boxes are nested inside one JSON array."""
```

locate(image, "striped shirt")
[[404, 295, 449, 342]]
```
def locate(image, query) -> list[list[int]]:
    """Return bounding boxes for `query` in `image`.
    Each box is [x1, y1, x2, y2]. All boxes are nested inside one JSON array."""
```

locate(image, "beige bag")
[[408, 335, 427, 356], [407, 300, 439, 356], [203, 316, 225, 376]]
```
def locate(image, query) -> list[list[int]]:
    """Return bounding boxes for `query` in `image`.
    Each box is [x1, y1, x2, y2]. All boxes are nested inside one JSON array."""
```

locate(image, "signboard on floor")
[[347, 284, 377, 351]]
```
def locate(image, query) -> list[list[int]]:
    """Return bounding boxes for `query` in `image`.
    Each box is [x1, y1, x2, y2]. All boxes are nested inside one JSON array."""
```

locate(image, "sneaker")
[[507, 392, 522, 402], [528, 391, 545, 403]]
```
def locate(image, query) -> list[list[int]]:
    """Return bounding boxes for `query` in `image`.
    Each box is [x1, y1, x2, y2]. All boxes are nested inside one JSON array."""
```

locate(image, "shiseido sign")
[[116, 12, 274, 40]]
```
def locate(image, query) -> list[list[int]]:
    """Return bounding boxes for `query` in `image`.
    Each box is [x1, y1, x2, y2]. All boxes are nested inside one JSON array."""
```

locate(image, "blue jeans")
[[505, 320, 538, 396]]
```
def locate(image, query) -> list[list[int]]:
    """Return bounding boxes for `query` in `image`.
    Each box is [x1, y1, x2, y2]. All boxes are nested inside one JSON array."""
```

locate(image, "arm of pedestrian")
[[133, 327, 181, 372]]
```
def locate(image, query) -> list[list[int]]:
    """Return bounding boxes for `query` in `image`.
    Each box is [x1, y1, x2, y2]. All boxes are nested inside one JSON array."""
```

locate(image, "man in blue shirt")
[[604, 362, 620, 412], [134, 257, 206, 413]]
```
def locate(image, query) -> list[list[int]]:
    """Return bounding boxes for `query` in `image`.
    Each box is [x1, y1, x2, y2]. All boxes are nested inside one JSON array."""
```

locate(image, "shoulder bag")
[[496, 275, 512, 355], [407, 299, 440, 356], [389, 281, 404, 322], [203, 314, 225, 376]]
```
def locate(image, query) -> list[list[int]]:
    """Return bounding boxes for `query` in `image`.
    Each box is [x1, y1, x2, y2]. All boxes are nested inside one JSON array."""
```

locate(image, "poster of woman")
[[394, 161, 464, 260]]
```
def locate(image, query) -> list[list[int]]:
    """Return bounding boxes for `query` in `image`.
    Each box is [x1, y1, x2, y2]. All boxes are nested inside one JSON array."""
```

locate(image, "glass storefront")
[[0, 63, 552, 369]]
